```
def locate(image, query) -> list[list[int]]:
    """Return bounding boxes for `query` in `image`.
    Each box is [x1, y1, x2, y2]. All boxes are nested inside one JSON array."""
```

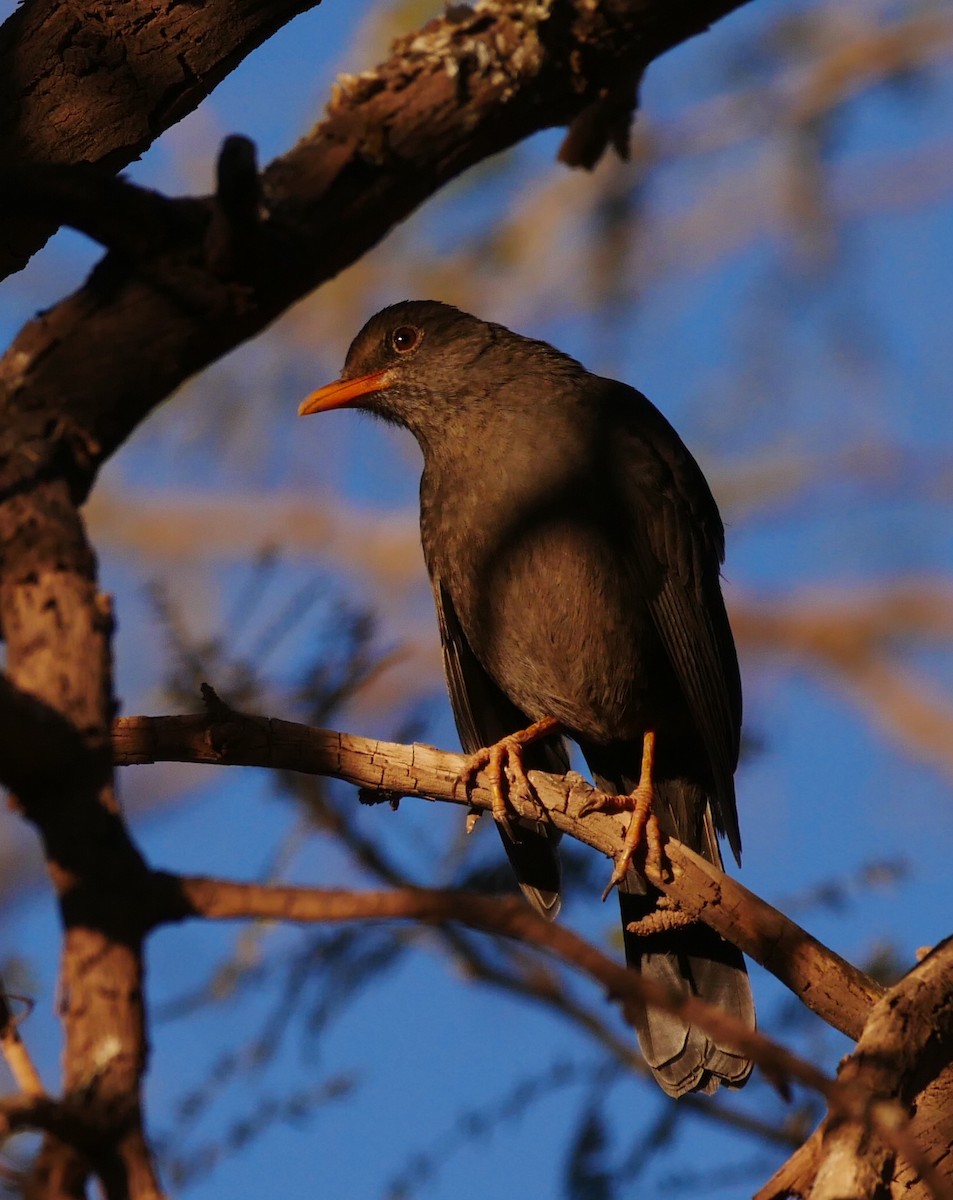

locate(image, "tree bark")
[[0, 0, 325, 279], [0, 0, 752, 507]]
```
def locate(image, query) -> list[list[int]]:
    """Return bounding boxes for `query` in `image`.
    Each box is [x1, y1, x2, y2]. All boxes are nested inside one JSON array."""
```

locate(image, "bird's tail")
[[591, 763, 754, 1097], [498, 822, 562, 918], [618, 875, 753, 1097]]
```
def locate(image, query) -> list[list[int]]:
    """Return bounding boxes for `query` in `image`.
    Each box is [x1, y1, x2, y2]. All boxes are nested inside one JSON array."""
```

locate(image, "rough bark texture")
[[0, 483, 159, 1194], [757, 939, 953, 1200], [0, 0, 324, 279]]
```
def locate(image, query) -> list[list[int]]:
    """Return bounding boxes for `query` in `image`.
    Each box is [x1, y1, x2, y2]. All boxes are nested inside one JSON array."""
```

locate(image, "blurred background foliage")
[[1, 0, 952, 1196]]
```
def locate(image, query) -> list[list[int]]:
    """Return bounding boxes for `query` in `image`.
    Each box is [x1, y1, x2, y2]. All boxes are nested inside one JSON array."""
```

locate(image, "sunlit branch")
[[114, 710, 883, 1039], [758, 938, 953, 1200]]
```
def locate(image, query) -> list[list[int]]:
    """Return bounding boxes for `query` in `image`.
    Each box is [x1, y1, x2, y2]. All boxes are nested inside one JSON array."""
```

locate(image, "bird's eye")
[[391, 325, 421, 354]]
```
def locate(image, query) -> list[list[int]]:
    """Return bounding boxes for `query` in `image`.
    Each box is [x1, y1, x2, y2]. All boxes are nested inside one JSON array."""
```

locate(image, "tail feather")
[[499, 822, 562, 919], [588, 753, 754, 1097], [619, 887, 753, 1096]]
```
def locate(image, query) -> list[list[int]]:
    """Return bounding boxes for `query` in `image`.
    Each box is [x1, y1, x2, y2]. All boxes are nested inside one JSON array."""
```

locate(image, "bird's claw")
[[581, 782, 663, 901], [460, 738, 524, 842], [459, 717, 561, 843]]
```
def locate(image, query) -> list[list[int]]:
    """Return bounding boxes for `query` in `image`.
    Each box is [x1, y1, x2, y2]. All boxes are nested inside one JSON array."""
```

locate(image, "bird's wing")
[[431, 577, 569, 773], [431, 575, 567, 916], [614, 387, 743, 861]]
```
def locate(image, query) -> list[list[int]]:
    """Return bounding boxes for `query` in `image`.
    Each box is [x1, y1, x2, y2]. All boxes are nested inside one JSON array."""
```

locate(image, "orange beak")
[[298, 368, 391, 416]]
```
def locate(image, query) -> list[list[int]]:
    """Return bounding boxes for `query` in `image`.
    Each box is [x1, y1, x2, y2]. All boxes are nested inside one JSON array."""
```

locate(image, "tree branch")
[[0, 0, 753, 507], [143, 873, 951, 1197], [0, 674, 98, 795], [148, 875, 831, 1091], [114, 710, 883, 1040], [0, 0, 326, 280], [0, 985, 44, 1098], [0, 485, 160, 1199], [758, 938, 953, 1200]]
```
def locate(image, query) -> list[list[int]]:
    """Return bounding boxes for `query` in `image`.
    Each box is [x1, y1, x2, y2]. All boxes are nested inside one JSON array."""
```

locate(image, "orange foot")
[[579, 730, 664, 900], [461, 717, 562, 841]]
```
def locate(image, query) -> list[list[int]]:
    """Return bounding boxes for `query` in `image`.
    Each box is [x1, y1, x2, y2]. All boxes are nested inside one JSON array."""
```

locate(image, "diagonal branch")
[[113, 710, 884, 1040], [144, 874, 950, 1198], [149, 874, 832, 1092], [0, 0, 754, 506], [811, 937, 953, 1200], [0, 0, 326, 280], [757, 938, 953, 1200]]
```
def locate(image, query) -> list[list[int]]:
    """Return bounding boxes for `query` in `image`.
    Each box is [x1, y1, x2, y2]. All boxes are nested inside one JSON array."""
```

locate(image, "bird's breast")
[[422, 472, 670, 744]]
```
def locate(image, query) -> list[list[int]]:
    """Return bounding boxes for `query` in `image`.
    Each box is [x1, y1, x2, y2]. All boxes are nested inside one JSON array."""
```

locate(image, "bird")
[[299, 300, 754, 1096]]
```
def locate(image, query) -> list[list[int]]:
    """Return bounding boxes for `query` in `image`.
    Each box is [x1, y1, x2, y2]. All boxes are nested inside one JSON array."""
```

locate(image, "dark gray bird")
[[300, 300, 754, 1096]]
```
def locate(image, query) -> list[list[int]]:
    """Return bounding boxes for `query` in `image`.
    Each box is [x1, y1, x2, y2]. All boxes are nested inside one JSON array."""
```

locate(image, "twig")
[[146, 874, 946, 1196], [0, 986, 43, 1098]]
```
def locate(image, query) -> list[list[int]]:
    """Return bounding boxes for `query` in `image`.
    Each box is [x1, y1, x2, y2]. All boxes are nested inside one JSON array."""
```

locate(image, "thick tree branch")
[[758, 939, 953, 1200], [0, 485, 161, 1199], [0, 0, 326, 280], [0, 674, 98, 795], [815, 937, 953, 1200], [113, 710, 883, 1040], [0, 0, 752, 509]]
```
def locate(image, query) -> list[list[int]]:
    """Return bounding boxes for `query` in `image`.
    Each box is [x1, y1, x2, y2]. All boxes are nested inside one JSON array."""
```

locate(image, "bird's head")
[[298, 300, 583, 450]]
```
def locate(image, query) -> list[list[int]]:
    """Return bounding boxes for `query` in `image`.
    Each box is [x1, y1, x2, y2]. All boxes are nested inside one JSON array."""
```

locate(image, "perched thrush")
[[300, 301, 754, 1096]]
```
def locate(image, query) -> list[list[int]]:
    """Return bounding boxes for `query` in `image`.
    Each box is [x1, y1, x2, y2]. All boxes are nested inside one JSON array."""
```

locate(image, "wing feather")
[[614, 386, 743, 860], [431, 576, 567, 915]]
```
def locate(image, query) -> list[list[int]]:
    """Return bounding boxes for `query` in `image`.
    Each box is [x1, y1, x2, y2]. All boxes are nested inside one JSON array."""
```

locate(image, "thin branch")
[[114, 710, 884, 1039], [0, 986, 43, 1098], [149, 875, 832, 1095], [148, 873, 948, 1197]]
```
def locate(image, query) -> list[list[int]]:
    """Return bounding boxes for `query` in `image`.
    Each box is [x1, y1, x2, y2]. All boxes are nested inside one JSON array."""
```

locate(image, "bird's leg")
[[579, 731, 663, 900], [461, 716, 562, 841]]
